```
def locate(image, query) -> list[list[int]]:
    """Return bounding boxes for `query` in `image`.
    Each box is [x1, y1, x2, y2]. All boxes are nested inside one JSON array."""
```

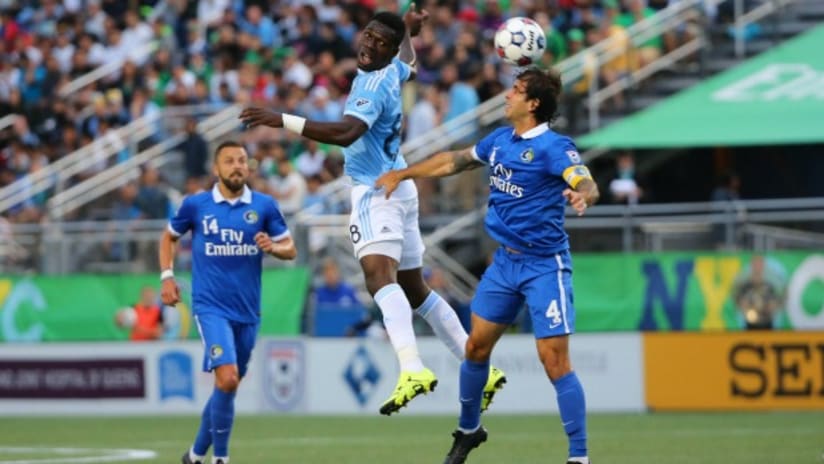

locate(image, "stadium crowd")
[[0, 0, 691, 226]]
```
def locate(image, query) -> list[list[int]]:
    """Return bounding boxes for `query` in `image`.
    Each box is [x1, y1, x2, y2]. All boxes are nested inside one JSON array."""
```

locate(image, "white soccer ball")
[[494, 17, 547, 67], [116, 307, 137, 328]]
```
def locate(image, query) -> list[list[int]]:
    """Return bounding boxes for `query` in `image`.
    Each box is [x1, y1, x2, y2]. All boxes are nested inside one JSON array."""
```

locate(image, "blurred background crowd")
[[0, 0, 710, 226]]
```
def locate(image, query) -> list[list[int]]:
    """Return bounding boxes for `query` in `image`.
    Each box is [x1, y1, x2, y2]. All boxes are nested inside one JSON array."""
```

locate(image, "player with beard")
[[239, 5, 506, 415], [159, 141, 297, 464]]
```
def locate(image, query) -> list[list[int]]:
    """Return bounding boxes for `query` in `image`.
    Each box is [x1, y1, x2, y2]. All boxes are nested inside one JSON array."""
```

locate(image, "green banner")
[[0, 268, 310, 342], [578, 25, 824, 149], [573, 251, 824, 331]]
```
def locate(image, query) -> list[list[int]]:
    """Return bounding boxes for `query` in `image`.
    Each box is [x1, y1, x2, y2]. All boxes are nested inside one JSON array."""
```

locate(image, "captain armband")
[[562, 165, 593, 189]]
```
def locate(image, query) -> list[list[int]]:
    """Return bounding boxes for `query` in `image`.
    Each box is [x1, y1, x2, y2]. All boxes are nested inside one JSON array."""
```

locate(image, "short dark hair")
[[371, 11, 406, 47], [214, 140, 244, 161], [517, 68, 563, 123]]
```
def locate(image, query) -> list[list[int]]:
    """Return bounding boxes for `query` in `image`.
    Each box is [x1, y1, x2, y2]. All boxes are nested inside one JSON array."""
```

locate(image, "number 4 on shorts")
[[545, 300, 563, 328]]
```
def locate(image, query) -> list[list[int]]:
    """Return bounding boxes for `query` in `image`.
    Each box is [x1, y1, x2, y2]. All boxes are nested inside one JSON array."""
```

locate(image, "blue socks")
[[458, 359, 489, 431], [553, 371, 588, 458], [210, 387, 237, 458], [192, 395, 214, 456]]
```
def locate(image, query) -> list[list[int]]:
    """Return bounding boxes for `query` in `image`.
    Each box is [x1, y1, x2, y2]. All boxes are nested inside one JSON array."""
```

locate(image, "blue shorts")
[[471, 247, 576, 338], [194, 312, 259, 378]]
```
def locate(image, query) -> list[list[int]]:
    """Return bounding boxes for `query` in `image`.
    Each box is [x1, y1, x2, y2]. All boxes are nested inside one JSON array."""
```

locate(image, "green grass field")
[[0, 412, 821, 463]]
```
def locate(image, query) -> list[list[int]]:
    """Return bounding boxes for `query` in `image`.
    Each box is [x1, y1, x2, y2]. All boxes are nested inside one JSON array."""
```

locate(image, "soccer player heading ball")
[[376, 68, 599, 464], [239, 4, 506, 416]]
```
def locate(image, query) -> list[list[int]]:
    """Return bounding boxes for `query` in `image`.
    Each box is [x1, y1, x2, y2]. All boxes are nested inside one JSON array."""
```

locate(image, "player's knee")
[[540, 352, 572, 381], [215, 370, 240, 392], [465, 337, 493, 362], [364, 274, 394, 296]]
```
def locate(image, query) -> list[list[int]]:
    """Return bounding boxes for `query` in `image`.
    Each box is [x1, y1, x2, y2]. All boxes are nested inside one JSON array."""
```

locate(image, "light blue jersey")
[[168, 184, 290, 324], [472, 123, 591, 256], [343, 57, 411, 186]]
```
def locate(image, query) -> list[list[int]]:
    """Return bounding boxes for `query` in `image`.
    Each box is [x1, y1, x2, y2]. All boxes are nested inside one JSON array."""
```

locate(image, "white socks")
[[374, 283, 425, 372], [414, 291, 468, 361], [567, 457, 589, 464], [189, 448, 204, 464]]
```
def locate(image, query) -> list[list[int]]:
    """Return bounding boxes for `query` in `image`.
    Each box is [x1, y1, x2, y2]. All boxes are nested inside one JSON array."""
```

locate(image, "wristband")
[[160, 269, 174, 281], [282, 114, 306, 135]]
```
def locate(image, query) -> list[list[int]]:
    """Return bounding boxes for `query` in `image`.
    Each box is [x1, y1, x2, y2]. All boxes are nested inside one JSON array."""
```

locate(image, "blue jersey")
[[343, 57, 411, 186], [168, 185, 290, 323], [472, 123, 591, 256]]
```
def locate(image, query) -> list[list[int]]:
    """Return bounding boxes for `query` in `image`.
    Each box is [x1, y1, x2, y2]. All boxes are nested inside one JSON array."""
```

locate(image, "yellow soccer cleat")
[[379, 368, 438, 415], [481, 365, 507, 412]]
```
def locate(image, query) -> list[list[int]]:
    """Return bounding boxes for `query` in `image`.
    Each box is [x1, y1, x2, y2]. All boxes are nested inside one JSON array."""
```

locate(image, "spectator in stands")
[[608, 152, 644, 205], [711, 171, 744, 249], [115, 285, 164, 341], [294, 139, 327, 179], [314, 257, 362, 310], [733, 255, 786, 330], [617, 0, 666, 69], [711, 171, 742, 202], [269, 156, 306, 216], [180, 118, 208, 182], [136, 164, 170, 219]]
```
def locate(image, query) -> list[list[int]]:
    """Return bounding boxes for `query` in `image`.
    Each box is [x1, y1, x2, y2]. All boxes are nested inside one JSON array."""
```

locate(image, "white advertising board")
[[0, 333, 643, 415], [261, 333, 644, 415], [0, 341, 262, 415]]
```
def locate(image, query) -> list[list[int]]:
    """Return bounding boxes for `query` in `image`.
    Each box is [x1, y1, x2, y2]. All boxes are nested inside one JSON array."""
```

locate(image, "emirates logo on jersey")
[[490, 161, 523, 198]]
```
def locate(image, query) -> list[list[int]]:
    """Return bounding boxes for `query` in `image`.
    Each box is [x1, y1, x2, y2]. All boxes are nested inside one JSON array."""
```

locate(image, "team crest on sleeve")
[[566, 150, 582, 164], [520, 148, 535, 163], [243, 210, 259, 224]]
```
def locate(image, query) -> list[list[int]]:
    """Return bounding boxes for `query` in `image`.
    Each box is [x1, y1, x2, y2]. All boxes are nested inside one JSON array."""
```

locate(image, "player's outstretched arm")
[[239, 109, 368, 147], [400, 3, 428, 73], [254, 232, 297, 261], [158, 229, 181, 305], [375, 147, 482, 198]]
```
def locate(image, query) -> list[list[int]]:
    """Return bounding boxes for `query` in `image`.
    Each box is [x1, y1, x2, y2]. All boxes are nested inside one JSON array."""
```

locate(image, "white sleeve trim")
[[344, 110, 373, 128], [471, 146, 487, 164], [167, 223, 184, 238], [271, 230, 291, 242]]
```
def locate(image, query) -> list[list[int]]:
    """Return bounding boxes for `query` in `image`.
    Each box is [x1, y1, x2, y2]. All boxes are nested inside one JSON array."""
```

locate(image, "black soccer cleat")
[[180, 451, 202, 464], [443, 427, 488, 464]]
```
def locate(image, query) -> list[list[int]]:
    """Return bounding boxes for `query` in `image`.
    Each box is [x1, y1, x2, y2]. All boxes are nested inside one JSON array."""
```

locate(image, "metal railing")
[[0, 113, 160, 214], [46, 104, 242, 220], [743, 223, 824, 251], [57, 41, 159, 98], [3, 197, 823, 276], [734, 0, 795, 58], [0, 113, 19, 133]]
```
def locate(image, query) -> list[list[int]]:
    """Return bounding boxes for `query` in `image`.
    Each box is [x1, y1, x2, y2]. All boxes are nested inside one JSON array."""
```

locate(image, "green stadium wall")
[[1, 251, 822, 342], [0, 267, 311, 342], [572, 251, 824, 331]]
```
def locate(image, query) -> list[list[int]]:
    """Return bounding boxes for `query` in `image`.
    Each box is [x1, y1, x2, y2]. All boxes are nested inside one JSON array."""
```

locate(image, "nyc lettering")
[[639, 257, 741, 330], [639, 254, 824, 331], [729, 342, 824, 398]]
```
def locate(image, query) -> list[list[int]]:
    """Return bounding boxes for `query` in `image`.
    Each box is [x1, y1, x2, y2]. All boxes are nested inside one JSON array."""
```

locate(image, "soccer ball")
[[115, 307, 137, 328], [494, 17, 546, 67]]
